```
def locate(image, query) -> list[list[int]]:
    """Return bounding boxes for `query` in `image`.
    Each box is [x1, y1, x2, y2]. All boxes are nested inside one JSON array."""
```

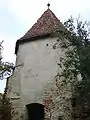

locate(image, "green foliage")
[[0, 93, 2, 119], [2, 95, 11, 120], [0, 61, 14, 80], [0, 94, 11, 120], [0, 41, 14, 80], [58, 17, 90, 119]]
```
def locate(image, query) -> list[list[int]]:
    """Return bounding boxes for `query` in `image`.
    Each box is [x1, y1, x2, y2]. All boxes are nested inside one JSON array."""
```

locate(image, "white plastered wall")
[[16, 37, 64, 106]]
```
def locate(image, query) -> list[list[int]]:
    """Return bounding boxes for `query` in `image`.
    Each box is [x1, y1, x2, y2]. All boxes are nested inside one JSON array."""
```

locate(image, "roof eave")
[[15, 34, 53, 54]]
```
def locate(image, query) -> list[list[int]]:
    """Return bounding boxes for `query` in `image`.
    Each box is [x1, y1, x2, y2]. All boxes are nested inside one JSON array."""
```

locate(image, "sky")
[[0, 0, 90, 93]]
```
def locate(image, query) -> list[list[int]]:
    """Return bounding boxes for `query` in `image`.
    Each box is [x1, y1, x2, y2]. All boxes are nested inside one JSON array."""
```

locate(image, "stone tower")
[[6, 6, 72, 120]]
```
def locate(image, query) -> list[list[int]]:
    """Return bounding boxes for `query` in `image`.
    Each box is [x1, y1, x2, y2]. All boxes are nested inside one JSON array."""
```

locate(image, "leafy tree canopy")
[[0, 41, 14, 80], [57, 16, 90, 119]]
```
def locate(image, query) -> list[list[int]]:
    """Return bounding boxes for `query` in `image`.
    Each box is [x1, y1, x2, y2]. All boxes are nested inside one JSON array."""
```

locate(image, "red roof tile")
[[15, 8, 65, 54]]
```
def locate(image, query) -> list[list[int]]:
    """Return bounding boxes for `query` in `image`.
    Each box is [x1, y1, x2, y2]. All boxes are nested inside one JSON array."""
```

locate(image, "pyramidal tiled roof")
[[15, 8, 65, 54]]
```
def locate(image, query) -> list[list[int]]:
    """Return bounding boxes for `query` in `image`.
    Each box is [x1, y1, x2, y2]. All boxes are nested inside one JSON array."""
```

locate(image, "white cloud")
[[0, 34, 16, 63], [8, 0, 48, 26], [8, 0, 90, 24]]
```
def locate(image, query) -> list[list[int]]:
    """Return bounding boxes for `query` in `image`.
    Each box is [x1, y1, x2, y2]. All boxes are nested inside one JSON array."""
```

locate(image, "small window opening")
[[46, 44, 49, 46]]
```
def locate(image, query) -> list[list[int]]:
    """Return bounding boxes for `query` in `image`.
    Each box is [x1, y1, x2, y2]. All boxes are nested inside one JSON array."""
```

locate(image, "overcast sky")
[[0, 0, 90, 93]]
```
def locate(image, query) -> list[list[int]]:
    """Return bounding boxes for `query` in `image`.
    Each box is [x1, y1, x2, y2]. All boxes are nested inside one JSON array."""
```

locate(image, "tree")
[[0, 41, 13, 120], [0, 93, 2, 119], [0, 41, 14, 80], [57, 17, 90, 119]]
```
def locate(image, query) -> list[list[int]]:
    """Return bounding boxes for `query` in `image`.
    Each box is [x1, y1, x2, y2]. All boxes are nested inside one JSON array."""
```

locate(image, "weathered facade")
[[6, 7, 72, 120]]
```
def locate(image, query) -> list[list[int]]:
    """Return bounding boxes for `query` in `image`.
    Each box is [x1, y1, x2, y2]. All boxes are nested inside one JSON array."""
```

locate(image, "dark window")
[[26, 103, 44, 120]]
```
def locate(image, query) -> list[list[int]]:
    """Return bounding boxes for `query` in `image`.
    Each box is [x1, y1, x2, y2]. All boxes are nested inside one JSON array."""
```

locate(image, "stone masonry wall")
[[41, 74, 72, 120]]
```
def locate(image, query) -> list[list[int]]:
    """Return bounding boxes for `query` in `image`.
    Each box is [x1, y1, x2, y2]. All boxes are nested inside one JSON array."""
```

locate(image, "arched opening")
[[26, 103, 44, 120]]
